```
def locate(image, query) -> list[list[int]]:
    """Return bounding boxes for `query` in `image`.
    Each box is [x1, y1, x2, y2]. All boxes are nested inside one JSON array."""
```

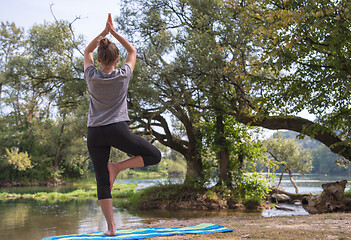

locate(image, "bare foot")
[[103, 229, 116, 236], [107, 162, 120, 190]]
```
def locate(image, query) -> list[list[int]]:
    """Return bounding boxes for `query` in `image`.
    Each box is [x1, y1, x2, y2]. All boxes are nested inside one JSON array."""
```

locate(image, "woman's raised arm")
[[83, 15, 110, 71], [107, 16, 137, 72]]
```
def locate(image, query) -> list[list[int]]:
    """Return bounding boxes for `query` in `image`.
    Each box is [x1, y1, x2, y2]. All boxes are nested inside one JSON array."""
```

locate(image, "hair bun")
[[97, 37, 119, 66], [99, 38, 111, 49]]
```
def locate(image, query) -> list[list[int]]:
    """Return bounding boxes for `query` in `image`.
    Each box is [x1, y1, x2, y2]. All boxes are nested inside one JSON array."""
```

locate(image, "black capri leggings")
[[87, 121, 161, 200]]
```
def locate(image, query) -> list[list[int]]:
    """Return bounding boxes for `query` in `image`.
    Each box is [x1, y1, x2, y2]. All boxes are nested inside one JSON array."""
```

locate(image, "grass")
[[117, 169, 167, 179], [118, 182, 195, 210], [117, 182, 265, 211], [0, 183, 138, 202]]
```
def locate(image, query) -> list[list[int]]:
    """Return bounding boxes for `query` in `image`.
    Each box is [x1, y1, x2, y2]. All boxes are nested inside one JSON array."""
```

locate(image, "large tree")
[[116, 0, 220, 183], [117, 0, 271, 185], [246, 0, 351, 159], [117, 0, 351, 168]]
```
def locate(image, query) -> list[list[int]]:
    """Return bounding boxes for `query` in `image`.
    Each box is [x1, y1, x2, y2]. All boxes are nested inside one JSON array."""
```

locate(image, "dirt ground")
[[137, 212, 351, 240]]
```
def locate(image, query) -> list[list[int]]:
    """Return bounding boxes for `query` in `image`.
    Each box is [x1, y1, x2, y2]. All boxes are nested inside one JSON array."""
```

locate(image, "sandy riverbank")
[[136, 212, 351, 239]]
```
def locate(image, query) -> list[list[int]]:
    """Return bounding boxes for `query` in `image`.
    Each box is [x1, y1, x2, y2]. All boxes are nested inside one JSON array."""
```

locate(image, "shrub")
[[235, 172, 271, 202]]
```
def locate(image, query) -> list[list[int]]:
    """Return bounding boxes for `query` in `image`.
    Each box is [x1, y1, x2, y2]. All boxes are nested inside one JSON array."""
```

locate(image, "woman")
[[84, 13, 161, 236]]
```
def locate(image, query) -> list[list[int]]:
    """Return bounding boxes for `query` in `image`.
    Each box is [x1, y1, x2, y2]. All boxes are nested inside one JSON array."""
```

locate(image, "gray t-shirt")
[[84, 63, 132, 127]]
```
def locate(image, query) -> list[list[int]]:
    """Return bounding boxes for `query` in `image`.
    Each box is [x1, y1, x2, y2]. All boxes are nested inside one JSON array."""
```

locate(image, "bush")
[[235, 172, 271, 202]]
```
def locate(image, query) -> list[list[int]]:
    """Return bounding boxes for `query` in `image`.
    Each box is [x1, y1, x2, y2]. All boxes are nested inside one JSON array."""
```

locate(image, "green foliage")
[[4, 148, 32, 171], [253, 0, 351, 141], [264, 134, 313, 175], [346, 186, 351, 195], [312, 145, 350, 175], [0, 20, 88, 183], [156, 157, 186, 176], [119, 182, 186, 210], [200, 114, 272, 187], [271, 131, 351, 175], [0, 183, 137, 202], [121, 180, 269, 211], [118, 0, 285, 193], [234, 172, 271, 202], [263, 133, 314, 193]]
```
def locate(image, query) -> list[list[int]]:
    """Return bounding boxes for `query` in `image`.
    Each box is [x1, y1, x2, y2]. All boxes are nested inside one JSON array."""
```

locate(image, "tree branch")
[[235, 113, 351, 161]]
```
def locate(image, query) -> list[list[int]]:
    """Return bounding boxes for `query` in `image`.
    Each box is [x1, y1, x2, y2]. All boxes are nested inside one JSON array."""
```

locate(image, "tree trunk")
[[185, 128, 204, 184], [216, 113, 230, 186], [302, 180, 348, 214], [184, 152, 203, 184], [142, 112, 204, 184], [235, 113, 351, 161], [54, 115, 66, 172], [288, 170, 299, 194], [54, 146, 62, 172], [219, 150, 230, 185], [277, 168, 286, 188]]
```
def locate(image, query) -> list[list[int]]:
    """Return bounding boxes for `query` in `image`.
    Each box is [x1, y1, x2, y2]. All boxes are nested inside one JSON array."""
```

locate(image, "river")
[[1, 175, 350, 240]]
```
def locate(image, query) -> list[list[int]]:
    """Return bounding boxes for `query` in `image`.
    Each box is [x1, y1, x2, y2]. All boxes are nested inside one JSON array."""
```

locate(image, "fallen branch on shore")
[[275, 204, 297, 211], [268, 187, 312, 203]]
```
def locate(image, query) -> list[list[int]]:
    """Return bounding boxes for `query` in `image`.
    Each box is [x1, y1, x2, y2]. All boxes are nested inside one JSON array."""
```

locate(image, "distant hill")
[[272, 131, 323, 150], [267, 130, 350, 176]]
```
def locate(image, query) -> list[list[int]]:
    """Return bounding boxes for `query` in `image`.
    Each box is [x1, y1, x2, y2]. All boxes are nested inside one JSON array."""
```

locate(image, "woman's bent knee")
[[153, 149, 162, 165], [143, 149, 161, 166]]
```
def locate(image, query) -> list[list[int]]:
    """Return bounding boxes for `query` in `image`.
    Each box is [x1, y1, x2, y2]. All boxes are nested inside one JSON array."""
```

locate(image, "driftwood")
[[271, 193, 291, 203], [301, 180, 350, 214], [269, 187, 311, 203], [275, 204, 297, 211]]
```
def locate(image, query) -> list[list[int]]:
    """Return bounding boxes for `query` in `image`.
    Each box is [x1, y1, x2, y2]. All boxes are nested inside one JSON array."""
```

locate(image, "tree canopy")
[[252, 0, 351, 158], [0, 20, 89, 182]]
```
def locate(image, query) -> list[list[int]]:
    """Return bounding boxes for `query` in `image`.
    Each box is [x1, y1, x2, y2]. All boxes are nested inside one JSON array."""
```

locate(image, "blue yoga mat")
[[42, 223, 232, 240]]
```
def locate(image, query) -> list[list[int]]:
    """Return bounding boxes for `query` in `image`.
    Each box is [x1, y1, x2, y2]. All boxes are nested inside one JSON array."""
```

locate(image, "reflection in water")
[[0, 202, 29, 232], [0, 199, 156, 240]]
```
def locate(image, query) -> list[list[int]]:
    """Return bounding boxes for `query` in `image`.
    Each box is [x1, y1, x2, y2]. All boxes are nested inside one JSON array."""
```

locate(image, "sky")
[[0, 0, 121, 42]]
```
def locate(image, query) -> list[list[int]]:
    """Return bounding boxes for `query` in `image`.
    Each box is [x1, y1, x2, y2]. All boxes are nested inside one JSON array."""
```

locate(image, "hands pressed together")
[[104, 13, 115, 35], [84, 13, 136, 72]]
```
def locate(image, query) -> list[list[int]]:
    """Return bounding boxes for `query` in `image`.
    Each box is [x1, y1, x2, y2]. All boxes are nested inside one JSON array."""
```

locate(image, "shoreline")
[[136, 212, 351, 239]]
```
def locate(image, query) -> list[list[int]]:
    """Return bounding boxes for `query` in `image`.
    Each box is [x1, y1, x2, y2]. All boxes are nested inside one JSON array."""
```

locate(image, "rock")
[[302, 180, 348, 214]]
